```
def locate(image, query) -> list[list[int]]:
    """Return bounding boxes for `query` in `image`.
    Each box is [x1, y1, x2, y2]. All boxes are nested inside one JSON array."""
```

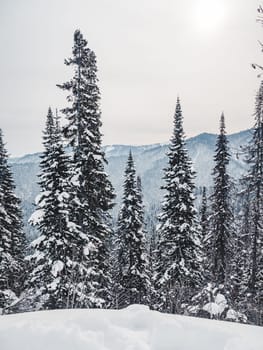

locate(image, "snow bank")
[[0, 305, 262, 350]]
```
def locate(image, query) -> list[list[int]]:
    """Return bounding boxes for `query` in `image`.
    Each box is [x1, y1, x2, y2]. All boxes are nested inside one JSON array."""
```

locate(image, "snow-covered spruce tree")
[[114, 152, 150, 308], [240, 81, 263, 325], [209, 113, 234, 286], [26, 108, 82, 310], [57, 30, 115, 308], [154, 98, 203, 314], [226, 181, 251, 315], [0, 129, 25, 310], [187, 118, 245, 323]]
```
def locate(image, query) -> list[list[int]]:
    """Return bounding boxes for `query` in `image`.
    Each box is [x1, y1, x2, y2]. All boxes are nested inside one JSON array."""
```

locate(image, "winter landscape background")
[[2, 1, 263, 349], [10, 129, 250, 240]]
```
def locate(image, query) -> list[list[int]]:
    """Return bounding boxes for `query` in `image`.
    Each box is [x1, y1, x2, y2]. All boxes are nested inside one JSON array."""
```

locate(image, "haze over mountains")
[[10, 129, 251, 240]]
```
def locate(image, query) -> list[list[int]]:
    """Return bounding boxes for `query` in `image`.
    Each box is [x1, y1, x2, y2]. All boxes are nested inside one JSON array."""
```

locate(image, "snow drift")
[[0, 305, 262, 350]]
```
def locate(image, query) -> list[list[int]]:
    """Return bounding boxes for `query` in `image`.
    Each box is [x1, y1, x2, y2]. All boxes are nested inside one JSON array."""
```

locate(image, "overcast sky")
[[0, 0, 262, 156]]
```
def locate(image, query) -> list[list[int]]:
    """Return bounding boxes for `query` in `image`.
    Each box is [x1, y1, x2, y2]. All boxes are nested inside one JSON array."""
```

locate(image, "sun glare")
[[193, 0, 227, 35]]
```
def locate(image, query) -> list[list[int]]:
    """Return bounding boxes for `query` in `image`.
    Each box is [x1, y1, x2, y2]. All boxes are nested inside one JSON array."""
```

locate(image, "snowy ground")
[[0, 305, 262, 350]]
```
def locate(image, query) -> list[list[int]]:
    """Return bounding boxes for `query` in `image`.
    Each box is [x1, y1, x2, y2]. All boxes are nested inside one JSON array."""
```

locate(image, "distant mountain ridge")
[[9, 129, 251, 240]]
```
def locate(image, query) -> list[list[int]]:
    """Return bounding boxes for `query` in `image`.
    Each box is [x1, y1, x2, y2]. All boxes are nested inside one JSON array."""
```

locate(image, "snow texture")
[[51, 260, 64, 277], [0, 305, 262, 350]]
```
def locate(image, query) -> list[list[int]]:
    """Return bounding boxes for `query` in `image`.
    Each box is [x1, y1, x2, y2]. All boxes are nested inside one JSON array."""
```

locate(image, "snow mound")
[[0, 305, 262, 350]]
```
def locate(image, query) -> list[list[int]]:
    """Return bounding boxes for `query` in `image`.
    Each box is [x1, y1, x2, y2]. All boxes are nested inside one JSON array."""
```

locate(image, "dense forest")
[[0, 22, 263, 327]]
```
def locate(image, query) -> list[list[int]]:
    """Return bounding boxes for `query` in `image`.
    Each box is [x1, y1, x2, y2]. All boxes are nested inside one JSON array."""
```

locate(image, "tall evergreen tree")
[[154, 98, 203, 314], [230, 191, 250, 310], [114, 152, 149, 308], [240, 81, 263, 324], [209, 113, 233, 285], [57, 30, 115, 308], [0, 129, 25, 309], [27, 108, 82, 310]]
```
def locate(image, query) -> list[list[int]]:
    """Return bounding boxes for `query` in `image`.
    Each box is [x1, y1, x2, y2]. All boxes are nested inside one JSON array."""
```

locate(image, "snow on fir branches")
[[154, 98, 203, 314], [114, 152, 150, 308], [0, 129, 25, 310], [57, 30, 115, 308]]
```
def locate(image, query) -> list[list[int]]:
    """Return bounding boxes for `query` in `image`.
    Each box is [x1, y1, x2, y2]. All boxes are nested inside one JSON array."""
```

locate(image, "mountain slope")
[[9, 129, 251, 240]]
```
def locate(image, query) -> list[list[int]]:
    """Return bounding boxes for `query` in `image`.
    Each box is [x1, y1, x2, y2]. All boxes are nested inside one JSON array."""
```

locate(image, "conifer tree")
[[154, 98, 203, 314], [115, 152, 149, 308], [0, 129, 25, 309], [240, 81, 263, 324], [57, 30, 115, 308], [27, 108, 82, 310], [247, 82, 263, 297], [230, 197, 250, 310], [209, 113, 233, 286]]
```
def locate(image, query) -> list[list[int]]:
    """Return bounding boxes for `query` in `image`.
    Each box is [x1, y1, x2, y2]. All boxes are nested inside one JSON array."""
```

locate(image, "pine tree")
[[114, 152, 149, 308], [230, 192, 250, 312], [26, 108, 83, 310], [209, 113, 233, 286], [57, 30, 115, 308], [0, 129, 25, 310], [154, 98, 203, 314], [240, 81, 263, 324]]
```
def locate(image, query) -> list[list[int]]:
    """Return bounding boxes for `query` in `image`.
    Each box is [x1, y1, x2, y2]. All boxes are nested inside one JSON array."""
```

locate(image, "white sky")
[[0, 0, 262, 156]]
